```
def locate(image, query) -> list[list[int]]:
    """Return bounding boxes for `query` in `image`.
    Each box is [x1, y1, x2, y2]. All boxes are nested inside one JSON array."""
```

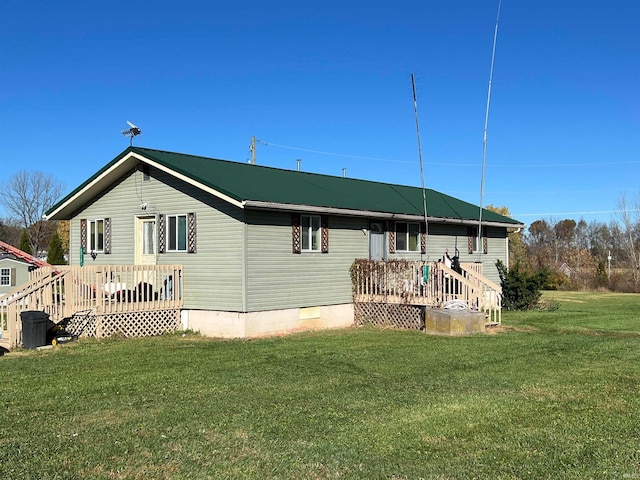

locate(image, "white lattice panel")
[[354, 302, 424, 330]]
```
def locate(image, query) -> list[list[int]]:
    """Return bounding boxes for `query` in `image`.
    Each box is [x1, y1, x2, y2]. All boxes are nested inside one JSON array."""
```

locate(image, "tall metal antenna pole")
[[411, 73, 429, 260], [478, 0, 502, 262]]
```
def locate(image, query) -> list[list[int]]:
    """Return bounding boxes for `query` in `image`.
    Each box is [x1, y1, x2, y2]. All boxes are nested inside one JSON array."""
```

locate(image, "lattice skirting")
[[66, 309, 181, 339], [354, 302, 424, 330]]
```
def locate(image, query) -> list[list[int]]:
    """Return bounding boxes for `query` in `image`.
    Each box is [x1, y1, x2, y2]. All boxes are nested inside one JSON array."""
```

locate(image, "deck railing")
[[1, 264, 183, 350], [351, 259, 502, 325]]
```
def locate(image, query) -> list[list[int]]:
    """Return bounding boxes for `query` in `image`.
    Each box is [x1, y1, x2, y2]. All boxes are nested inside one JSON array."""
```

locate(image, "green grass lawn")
[[1, 292, 640, 479]]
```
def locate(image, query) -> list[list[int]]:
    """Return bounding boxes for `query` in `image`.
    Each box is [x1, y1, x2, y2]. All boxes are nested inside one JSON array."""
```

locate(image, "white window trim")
[[88, 219, 105, 253], [470, 226, 486, 254], [301, 214, 322, 252], [0, 267, 10, 286], [167, 214, 188, 252], [395, 222, 420, 252]]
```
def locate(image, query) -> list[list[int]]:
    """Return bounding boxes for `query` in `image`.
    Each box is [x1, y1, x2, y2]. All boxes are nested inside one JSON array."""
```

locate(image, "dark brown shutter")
[[483, 228, 488, 254], [467, 227, 474, 254], [80, 219, 87, 251], [388, 221, 396, 254], [103, 218, 111, 254], [188, 212, 197, 253], [420, 223, 427, 254], [292, 213, 301, 254], [321, 215, 329, 253], [158, 215, 166, 254], [10, 268, 16, 286]]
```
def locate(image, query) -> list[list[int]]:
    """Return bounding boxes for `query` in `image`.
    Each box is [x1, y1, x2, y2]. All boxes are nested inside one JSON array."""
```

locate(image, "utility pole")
[[608, 250, 612, 281], [249, 136, 256, 165]]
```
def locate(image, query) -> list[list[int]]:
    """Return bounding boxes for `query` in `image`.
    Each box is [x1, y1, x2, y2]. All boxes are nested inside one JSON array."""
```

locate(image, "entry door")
[[135, 216, 157, 265], [369, 222, 386, 260]]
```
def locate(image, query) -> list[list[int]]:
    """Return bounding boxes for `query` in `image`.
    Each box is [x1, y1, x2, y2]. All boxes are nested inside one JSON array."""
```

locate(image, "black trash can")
[[21, 311, 50, 349]]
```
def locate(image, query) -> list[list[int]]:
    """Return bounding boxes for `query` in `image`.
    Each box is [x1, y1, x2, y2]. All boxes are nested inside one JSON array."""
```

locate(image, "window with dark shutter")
[[468, 226, 488, 254]]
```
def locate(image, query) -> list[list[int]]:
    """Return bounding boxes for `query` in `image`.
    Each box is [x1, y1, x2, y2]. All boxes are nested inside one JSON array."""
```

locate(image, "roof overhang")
[[45, 147, 525, 231], [243, 200, 524, 229], [46, 151, 244, 220]]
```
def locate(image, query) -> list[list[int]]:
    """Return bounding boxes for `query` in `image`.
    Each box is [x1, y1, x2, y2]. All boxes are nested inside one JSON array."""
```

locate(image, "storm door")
[[135, 216, 157, 265], [369, 222, 386, 260]]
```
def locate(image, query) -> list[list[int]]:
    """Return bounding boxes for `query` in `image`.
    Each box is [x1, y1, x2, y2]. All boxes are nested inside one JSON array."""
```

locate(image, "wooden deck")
[[351, 259, 502, 326], [0, 265, 183, 350]]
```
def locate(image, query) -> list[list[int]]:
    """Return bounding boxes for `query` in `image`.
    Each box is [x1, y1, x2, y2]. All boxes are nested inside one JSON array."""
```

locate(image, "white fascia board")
[[46, 155, 138, 219], [242, 200, 522, 228], [46, 152, 245, 219], [129, 153, 244, 209]]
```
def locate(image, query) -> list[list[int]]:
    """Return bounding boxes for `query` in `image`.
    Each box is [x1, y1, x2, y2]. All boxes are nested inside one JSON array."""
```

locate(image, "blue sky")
[[1, 0, 638, 227]]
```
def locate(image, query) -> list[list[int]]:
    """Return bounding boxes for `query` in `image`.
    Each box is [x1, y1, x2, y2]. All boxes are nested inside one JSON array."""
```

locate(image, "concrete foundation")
[[182, 303, 354, 339], [425, 308, 486, 336]]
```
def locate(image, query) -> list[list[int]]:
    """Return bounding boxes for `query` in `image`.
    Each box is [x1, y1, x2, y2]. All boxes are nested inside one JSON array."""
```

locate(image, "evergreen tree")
[[19, 229, 33, 255], [47, 229, 66, 265], [496, 260, 549, 310]]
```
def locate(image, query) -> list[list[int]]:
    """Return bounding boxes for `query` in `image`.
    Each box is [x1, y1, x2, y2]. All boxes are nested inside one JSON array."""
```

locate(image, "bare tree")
[[0, 170, 64, 256], [615, 193, 640, 289]]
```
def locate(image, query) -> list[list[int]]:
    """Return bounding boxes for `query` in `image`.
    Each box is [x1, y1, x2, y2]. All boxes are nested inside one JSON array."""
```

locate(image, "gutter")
[[242, 200, 524, 229]]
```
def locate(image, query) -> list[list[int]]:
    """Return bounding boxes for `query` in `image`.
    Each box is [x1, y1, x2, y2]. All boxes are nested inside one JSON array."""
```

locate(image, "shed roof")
[[46, 147, 523, 227], [0, 241, 51, 269]]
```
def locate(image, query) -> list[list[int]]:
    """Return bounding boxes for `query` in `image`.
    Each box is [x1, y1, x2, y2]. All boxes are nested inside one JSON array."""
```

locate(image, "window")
[[158, 213, 196, 254], [468, 226, 487, 254], [395, 222, 420, 252], [89, 219, 104, 252], [0, 268, 10, 286], [167, 214, 187, 252], [302, 215, 321, 252], [292, 213, 328, 254]]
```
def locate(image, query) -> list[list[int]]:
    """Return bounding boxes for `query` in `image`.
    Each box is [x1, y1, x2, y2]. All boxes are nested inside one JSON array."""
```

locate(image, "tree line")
[[491, 195, 640, 293]]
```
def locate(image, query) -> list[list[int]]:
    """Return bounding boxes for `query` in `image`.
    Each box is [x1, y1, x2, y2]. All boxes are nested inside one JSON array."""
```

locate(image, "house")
[[45, 146, 523, 338], [0, 241, 51, 297]]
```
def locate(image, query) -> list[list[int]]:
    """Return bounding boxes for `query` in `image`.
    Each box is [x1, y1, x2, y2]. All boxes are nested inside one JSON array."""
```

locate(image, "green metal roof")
[[47, 146, 522, 226]]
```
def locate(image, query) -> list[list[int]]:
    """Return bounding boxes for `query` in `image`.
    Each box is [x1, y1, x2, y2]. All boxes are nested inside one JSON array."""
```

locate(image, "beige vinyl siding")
[[69, 167, 245, 311], [245, 210, 368, 311], [390, 223, 507, 285]]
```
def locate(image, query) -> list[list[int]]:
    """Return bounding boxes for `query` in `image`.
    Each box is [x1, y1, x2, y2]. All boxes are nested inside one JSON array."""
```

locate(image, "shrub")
[[496, 260, 549, 310]]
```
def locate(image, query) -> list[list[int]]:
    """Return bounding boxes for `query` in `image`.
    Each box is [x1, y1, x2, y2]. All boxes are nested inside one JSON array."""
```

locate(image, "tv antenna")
[[122, 120, 142, 145]]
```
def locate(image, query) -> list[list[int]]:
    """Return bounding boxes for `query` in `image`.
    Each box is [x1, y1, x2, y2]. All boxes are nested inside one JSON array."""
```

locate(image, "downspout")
[[242, 209, 248, 314]]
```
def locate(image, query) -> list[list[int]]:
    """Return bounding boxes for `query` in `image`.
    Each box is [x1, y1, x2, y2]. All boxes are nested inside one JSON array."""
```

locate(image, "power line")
[[513, 208, 640, 217], [254, 140, 416, 164], [250, 139, 640, 168]]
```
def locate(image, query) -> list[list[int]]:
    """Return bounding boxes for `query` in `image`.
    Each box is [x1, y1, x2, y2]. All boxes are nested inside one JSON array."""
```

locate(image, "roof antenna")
[[122, 121, 142, 146], [411, 73, 429, 261], [478, 0, 502, 262]]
